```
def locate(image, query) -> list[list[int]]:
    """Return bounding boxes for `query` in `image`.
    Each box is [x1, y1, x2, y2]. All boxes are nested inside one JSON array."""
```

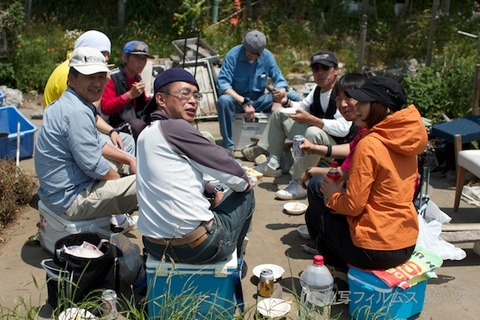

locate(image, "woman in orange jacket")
[[320, 76, 428, 270]]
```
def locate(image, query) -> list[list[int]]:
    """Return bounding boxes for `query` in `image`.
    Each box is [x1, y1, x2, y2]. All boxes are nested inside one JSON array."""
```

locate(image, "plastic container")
[[348, 267, 427, 320], [0, 106, 37, 159], [232, 112, 270, 150], [299, 255, 334, 318], [326, 161, 341, 182], [145, 249, 238, 319], [38, 200, 111, 254]]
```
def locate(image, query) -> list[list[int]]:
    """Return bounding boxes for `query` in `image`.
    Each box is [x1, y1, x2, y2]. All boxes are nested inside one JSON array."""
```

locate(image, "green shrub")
[[0, 160, 37, 228], [402, 52, 476, 122]]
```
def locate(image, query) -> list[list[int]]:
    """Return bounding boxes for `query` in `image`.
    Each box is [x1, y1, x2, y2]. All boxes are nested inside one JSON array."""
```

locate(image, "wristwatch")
[[212, 186, 224, 197], [242, 97, 251, 106]]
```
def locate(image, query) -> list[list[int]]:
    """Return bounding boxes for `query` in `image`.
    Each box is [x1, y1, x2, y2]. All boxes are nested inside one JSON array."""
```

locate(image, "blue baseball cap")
[[123, 40, 154, 59]]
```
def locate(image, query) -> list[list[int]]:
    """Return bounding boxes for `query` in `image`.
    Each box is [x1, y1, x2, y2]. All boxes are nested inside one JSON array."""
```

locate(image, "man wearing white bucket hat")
[[35, 47, 137, 232], [43, 30, 135, 154]]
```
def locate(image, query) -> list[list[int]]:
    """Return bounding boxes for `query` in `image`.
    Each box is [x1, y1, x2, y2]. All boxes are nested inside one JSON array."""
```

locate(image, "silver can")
[[102, 289, 118, 319], [293, 135, 305, 158], [258, 268, 274, 298]]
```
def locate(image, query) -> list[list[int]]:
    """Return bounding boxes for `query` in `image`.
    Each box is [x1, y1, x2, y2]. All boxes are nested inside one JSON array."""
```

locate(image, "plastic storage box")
[[232, 113, 270, 150], [146, 250, 239, 319], [38, 200, 112, 254], [0, 106, 37, 159], [348, 267, 427, 320]]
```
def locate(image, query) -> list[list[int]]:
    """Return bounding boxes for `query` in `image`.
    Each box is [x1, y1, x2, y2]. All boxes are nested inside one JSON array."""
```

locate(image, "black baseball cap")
[[346, 76, 407, 111]]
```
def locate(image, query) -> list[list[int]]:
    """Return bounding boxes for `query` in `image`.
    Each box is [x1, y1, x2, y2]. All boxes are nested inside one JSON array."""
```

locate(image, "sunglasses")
[[311, 64, 331, 72]]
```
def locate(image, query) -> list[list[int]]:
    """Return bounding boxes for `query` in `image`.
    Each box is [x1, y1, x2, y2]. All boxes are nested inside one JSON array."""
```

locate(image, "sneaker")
[[253, 156, 282, 177], [241, 144, 267, 162], [111, 214, 138, 234], [275, 180, 307, 200]]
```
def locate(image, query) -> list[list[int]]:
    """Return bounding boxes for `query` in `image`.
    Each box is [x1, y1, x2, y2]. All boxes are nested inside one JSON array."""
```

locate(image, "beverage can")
[[258, 268, 274, 298], [102, 289, 118, 319], [293, 135, 305, 158]]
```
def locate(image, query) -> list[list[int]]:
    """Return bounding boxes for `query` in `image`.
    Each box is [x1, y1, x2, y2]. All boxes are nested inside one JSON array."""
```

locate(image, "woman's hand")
[[320, 177, 344, 202]]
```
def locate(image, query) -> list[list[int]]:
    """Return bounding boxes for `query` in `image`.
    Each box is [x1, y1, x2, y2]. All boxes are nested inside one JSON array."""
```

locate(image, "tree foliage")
[[0, 0, 479, 119]]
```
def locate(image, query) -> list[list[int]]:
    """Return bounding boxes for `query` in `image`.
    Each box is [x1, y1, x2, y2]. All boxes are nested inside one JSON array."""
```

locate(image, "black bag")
[[41, 233, 122, 309]]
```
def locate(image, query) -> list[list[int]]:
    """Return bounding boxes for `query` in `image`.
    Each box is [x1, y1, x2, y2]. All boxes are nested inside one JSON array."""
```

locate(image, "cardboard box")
[[38, 200, 111, 254], [348, 267, 427, 320], [232, 113, 270, 150], [0, 106, 37, 159], [146, 250, 239, 319]]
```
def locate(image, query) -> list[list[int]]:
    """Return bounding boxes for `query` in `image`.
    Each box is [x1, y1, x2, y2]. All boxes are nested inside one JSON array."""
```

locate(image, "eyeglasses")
[[161, 88, 203, 101], [311, 64, 331, 72]]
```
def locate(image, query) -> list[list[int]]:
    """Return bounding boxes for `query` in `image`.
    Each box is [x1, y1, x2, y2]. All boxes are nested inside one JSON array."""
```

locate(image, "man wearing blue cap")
[[101, 40, 154, 140], [137, 68, 255, 265], [216, 29, 300, 154]]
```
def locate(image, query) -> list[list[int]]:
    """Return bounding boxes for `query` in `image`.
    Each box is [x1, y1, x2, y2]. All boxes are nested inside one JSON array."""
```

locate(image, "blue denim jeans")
[[143, 190, 255, 264], [217, 91, 301, 149]]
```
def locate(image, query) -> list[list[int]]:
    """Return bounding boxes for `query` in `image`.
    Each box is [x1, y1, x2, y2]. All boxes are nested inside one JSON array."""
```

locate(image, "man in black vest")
[[253, 50, 356, 200], [100, 40, 154, 140]]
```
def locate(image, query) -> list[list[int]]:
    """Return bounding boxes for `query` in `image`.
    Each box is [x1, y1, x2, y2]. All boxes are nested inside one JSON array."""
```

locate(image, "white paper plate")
[[253, 264, 285, 280], [257, 298, 291, 318], [297, 224, 311, 240], [283, 202, 307, 214], [279, 107, 298, 115]]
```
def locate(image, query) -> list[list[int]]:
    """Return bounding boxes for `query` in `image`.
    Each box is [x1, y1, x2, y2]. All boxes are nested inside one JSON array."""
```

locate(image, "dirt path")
[[1, 94, 480, 319]]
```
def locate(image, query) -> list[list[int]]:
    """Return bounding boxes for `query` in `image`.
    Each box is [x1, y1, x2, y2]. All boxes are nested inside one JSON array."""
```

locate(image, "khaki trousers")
[[65, 175, 137, 220]]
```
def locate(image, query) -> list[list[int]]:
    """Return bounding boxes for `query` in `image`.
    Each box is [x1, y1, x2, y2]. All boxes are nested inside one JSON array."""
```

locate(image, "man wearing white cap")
[[43, 30, 134, 154], [216, 29, 300, 155], [35, 47, 137, 231]]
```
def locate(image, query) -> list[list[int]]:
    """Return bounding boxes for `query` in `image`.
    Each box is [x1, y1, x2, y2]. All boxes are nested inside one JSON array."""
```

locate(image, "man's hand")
[[109, 131, 124, 150], [290, 109, 315, 125], [128, 80, 146, 99], [273, 88, 286, 103], [243, 104, 255, 121]]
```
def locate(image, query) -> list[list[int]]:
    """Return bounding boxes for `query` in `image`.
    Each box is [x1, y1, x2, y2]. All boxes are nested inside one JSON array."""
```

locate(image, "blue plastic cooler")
[[145, 250, 239, 319], [348, 267, 427, 320]]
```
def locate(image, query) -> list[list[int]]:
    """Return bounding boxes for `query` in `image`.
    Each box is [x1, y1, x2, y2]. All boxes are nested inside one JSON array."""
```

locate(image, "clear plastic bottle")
[[326, 161, 341, 182], [299, 255, 334, 318]]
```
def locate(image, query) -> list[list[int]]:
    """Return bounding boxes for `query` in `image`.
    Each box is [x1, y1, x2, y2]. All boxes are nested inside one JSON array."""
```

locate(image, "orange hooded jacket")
[[327, 104, 428, 251]]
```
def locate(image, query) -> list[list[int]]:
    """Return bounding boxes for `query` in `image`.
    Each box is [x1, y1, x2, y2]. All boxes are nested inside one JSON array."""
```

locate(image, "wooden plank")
[[441, 230, 480, 243], [442, 223, 480, 231]]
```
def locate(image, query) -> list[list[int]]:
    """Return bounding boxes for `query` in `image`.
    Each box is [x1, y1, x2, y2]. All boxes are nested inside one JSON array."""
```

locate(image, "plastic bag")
[[416, 215, 466, 261], [110, 233, 145, 285]]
